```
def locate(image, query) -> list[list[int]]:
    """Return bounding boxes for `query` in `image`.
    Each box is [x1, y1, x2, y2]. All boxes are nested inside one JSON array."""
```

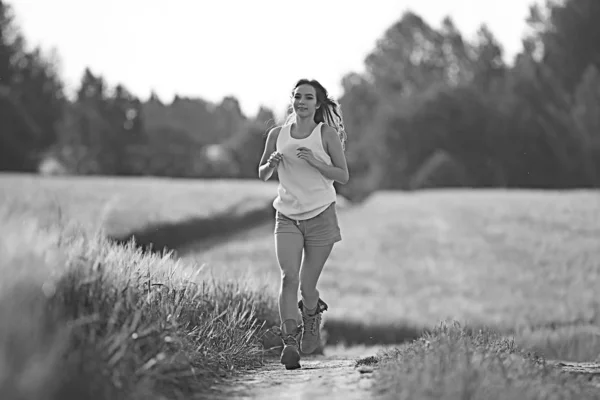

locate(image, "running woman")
[[258, 78, 349, 370]]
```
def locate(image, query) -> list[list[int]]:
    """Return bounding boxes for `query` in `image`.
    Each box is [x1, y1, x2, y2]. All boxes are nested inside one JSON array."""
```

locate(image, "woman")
[[258, 78, 349, 370]]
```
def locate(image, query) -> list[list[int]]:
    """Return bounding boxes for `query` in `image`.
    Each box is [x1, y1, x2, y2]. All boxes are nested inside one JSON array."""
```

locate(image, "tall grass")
[[0, 209, 279, 400], [368, 322, 600, 400]]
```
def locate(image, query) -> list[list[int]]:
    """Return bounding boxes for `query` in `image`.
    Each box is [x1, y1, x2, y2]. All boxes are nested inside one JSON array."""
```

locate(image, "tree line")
[[340, 0, 600, 195], [2, 0, 599, 198]]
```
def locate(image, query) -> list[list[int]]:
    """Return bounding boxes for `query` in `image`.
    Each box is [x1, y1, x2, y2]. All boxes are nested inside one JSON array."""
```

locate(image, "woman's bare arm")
[[258, 127, 281, 181]]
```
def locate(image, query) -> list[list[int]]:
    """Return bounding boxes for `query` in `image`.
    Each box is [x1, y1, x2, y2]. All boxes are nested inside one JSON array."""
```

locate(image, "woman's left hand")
[[296, 147, 321, 167]]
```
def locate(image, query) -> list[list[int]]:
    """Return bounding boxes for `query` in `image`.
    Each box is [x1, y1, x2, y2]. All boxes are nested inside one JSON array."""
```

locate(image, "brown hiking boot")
[[273, 322, 302, 370], [298, 298, 328, 354]]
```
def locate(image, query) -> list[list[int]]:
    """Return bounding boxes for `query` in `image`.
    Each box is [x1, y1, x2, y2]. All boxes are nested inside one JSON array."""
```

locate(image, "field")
[[0, 173, 278, 237], [1, 173, 600, 399], [187, 190, 600, 347]]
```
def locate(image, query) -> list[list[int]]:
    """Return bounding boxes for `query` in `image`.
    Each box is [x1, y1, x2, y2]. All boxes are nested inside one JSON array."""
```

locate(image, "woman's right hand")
[[268, 151, 283, 168]]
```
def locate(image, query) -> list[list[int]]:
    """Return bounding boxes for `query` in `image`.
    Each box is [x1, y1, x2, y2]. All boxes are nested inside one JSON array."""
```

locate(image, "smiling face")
[[292, 84, 319, 119]]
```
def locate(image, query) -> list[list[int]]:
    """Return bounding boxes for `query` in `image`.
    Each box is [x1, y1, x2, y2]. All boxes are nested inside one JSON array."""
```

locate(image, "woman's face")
[[292, 84, 319, 118]]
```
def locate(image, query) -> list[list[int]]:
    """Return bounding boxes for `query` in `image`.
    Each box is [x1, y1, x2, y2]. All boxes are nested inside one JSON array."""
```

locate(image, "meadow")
[[1, 173, 600, 399], [188, 190, 600, 346], [0, 173, 278, 238]]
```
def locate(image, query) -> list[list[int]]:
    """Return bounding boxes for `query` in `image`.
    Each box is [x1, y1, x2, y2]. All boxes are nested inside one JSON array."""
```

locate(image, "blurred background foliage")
[[2, 0, 600, 202]]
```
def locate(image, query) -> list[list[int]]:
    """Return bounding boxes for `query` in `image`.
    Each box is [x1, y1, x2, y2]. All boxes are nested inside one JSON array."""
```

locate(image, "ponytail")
[[318, 97, 347, 151]]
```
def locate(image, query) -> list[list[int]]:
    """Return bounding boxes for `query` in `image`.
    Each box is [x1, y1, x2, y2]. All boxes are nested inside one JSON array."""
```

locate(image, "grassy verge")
[[513, 324, 600, 363], [365, 322, 600, 400], [0, 210, 279, 400]]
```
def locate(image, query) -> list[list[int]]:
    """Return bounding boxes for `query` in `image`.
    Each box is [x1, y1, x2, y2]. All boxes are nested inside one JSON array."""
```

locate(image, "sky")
[[10, 0, 534, 118]]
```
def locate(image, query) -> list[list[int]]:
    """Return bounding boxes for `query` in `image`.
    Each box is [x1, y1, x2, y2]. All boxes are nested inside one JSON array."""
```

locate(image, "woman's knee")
[[281, 271, 300, 289]]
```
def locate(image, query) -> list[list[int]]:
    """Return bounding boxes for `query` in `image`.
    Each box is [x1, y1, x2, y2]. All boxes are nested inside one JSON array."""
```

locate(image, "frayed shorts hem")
[[274, 203, 341, 246], [274, 231, 341, 247]]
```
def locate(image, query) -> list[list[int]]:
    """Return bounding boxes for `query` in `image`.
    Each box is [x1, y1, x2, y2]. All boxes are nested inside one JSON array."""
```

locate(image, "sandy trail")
[[210, 346, 389, 400]]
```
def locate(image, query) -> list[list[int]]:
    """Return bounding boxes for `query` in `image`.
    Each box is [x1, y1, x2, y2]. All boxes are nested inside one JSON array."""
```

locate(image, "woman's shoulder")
[[264, 125, 285, 144], [268, 125, 283, 134], [320, 123, 339, 140]]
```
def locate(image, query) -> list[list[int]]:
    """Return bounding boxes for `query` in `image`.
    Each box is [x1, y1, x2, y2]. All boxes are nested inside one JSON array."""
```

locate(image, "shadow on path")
[[107, 202, 276, 255], [323, 320, 425, 347]]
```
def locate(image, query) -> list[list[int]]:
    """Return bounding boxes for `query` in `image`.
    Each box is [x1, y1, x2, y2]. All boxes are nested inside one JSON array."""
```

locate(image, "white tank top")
[[273, 121, 337, 220]]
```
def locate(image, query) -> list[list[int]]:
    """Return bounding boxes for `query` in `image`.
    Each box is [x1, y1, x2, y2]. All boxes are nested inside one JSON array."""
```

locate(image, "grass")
[[182, 189, 600, 347], [2, 173, 600, 398], [178, 187, 600, 397], [366, 322, 600, 400], [0, 174, 281, 399], [0, 173, 277, 238]]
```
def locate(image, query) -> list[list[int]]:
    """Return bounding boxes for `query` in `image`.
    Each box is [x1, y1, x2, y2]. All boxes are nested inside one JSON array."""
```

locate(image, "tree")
[[0, 0, 64, 171], [336, 72, 385, 200], [530, 0, 600, 94], [221, 106, 276, 179], [470, 25, 507, 90], [365, 12, 447, 96], [57, 68, 145, 175]]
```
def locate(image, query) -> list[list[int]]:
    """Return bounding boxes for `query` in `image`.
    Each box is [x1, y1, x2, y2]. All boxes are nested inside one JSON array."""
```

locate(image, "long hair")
[[284, 79, 347, 151]]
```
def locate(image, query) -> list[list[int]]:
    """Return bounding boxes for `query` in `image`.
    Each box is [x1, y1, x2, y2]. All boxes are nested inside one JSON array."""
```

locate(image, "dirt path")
[[210, 347, 386, 400]]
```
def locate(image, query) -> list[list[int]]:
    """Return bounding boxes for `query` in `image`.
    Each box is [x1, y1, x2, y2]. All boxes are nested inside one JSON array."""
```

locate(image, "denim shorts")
[[274, 203, 342, 246]]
